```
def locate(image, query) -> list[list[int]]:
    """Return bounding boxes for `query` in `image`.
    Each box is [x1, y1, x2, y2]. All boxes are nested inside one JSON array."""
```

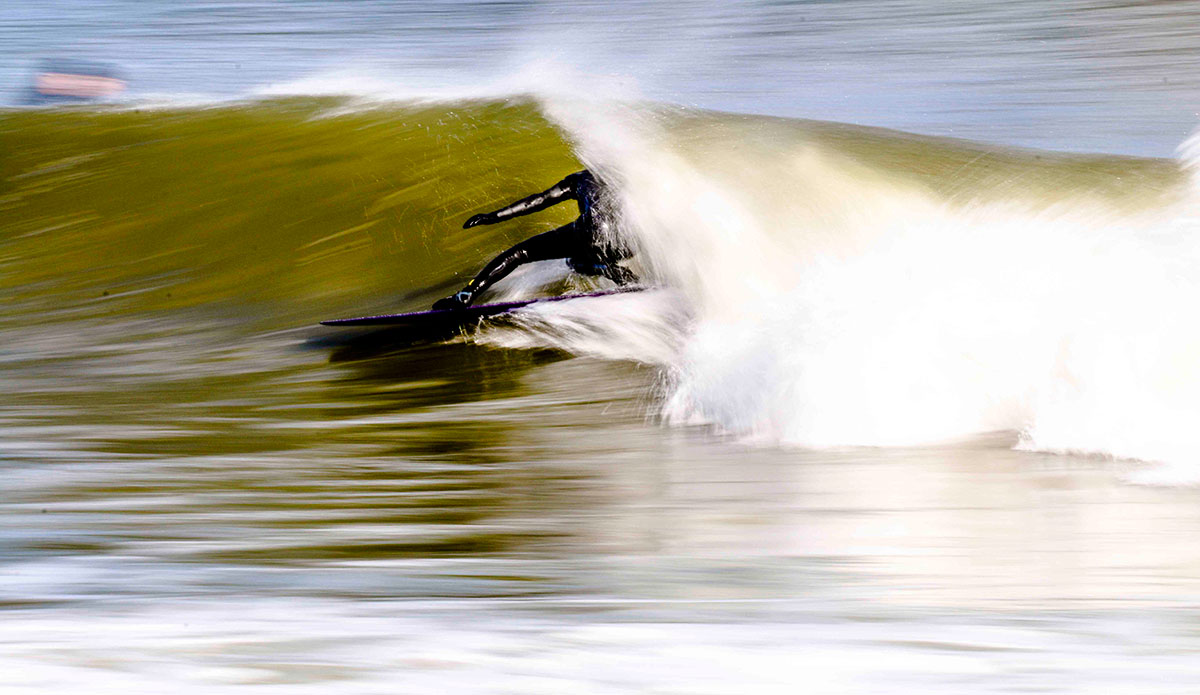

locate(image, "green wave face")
[[1, 99, 606, 561], [0, 98, 582, 330], [2, 98, 1182, 331]]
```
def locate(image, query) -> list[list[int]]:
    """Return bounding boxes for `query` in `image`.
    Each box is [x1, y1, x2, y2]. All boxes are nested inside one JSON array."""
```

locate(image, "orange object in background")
[[29, 59, 125, 102], [35, 71, 125, 98]]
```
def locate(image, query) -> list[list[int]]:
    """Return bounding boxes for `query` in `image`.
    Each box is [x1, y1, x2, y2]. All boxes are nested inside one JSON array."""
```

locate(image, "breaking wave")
[[4, 80, 1198, 476], [540, 96, 1200, 475]]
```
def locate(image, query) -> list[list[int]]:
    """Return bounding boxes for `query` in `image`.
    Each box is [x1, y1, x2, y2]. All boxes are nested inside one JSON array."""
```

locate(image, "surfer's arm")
[[463, 173, 581, 228]]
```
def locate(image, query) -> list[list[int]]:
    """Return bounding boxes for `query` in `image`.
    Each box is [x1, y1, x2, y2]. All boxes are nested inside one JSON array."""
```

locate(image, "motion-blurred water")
[[5, 0, 1200, 154], [5, 2, 1200, 693]]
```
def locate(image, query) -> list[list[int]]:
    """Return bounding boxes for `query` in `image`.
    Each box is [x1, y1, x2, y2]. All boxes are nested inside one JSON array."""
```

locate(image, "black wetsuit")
[[435, 170, 635, 309]]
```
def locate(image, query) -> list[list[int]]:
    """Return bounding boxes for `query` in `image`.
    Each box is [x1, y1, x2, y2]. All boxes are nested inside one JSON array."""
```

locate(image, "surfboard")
[[320, 286, 645, 328]]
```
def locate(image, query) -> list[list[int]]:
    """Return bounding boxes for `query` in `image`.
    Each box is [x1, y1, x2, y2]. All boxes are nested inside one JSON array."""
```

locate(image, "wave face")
[[3, 95, 1197, 473], [0, 98, 584, 328]]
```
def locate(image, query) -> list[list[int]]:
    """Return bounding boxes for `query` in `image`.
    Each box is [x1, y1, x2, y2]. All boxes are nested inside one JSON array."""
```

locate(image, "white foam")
[[5, 596, 1200, 694], [535, 97, 1200, 477], [255, 57, 641, 107], [475, 287, 688, 366]]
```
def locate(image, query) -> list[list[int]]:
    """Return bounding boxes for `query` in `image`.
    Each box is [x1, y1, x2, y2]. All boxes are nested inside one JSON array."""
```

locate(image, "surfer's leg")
[[566, 256, 638, 285], [603, 263, 638, 285], [434, 223, 580, 309], [565, 227, 638, 286]]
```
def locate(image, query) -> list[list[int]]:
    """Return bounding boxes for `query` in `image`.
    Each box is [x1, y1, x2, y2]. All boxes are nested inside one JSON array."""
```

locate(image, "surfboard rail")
[[320, 286, 646, 328]]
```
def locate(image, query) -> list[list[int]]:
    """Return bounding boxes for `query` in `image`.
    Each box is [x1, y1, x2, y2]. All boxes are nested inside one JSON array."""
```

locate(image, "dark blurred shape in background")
[[27, 58, 125, 104]]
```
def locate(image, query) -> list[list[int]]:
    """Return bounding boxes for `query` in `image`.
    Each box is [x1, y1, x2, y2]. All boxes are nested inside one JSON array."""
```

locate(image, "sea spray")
[[1019, 130, 1200, 477], [542, 96, 1200, 473]]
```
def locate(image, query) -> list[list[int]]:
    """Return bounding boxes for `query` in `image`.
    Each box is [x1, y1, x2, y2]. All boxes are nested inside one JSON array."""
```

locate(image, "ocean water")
[[5, 2, 1200, 693]]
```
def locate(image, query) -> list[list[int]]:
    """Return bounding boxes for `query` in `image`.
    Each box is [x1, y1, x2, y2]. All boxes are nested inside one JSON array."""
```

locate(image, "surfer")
[[432, 170, 636, 310]]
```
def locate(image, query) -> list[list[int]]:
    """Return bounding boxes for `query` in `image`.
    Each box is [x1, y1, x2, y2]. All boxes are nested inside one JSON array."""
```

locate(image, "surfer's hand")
[[463, 214, 494, 229]]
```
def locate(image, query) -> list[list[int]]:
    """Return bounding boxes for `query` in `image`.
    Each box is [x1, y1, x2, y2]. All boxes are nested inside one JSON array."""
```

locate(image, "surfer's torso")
[[435, 170, 636, 311], [564, 170, 601, 228]]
